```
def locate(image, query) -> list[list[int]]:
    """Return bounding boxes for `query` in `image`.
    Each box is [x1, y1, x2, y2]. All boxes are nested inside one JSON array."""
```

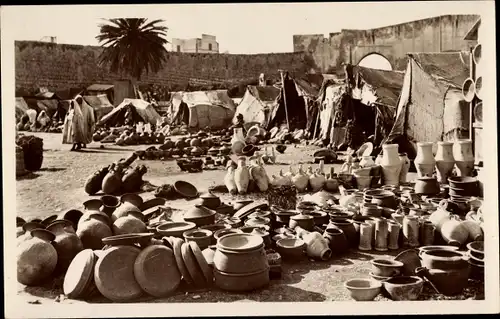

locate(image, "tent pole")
[[312, 106, 321, 140], [279, 69, 291, 131]]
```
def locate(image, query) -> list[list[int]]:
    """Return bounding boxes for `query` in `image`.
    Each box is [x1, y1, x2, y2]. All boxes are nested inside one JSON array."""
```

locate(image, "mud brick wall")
[[15, 41, 319, 93]]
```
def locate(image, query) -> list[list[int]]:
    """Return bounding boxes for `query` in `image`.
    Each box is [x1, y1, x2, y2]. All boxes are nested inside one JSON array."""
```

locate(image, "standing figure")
[[62, 96, 95, 151]]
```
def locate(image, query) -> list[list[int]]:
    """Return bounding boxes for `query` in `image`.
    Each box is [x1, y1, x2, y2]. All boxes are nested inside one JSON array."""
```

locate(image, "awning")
[[87, 84, 114, 91]]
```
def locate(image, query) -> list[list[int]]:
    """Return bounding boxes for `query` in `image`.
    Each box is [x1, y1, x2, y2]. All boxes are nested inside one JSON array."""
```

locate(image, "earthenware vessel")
[[414, 142, 435, 177], [234, 157, 250, 194], [440, 217, 469, 246], [112, 211, 147, 235], [111, 202, 141, 223], [415, 266, 470, 296], [183, 228, 213, 250], [358, 222, 373, 251], [61, 209, 84, 231], [17, 229, 58, 286], [76, 213, 113, 250], [402, 215, 420, 247], [387, 221, 400, 250], [419, 221, 435, 246], [374, 218, 389, 251], [434, 142, 455, 184], [329, 219, 358, 248], [183, 205, 216, 227], [429, 208, 452, 232], [414, 175, 440, 196], [323, 228, 349, 254], [370, 259, 403, 277], [380, 144, 402, 186], [383, 276, 424, 301], [344, 279, 382, 301], [46, 219, 83, 273], [289, 213, 315, 231], [360, 156, 375, 168], [420, 250, 469, 270], [453, 140, 474, 177], [100, 195, 120, 217], [199, 192, 221, 210], [120, 193, 144, 208], [231, 127, 246, 155], [296, 227, 332, 261], [398, 153, 410, 184], [275, 238, 306, 261]]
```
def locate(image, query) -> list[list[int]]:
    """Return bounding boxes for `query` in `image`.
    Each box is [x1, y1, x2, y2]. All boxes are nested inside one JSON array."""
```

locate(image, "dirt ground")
[[14, 132, 484, 305]]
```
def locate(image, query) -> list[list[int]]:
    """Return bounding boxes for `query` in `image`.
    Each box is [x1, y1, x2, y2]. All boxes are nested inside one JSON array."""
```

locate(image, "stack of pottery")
[[414, 175, 440, 196], [416, 249, 470, 296], [364, 189, 398, 210], [448, 176, 480, 197], [213, 233, 269, 292], [466, 241, 484, 280], [453, 140, 475, 177], [380, 144, 402, 186], [414, 142, 435, 178]]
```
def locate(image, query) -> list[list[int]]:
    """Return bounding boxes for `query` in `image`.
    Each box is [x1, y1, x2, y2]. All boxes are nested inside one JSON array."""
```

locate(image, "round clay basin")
[[157, 222, 196, 238], [217, 233, 263, 252], [174, 181, 199, 199], [344, 278, 382, 301], [383, 276, 424, 301], [420, 249, 468, 270], [370, 259, 404, 277]]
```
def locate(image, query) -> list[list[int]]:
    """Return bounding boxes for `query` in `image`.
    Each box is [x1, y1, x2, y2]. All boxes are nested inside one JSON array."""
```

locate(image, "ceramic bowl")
[[420, 250, 469, 270], [214, 228, 243, 242], [183, 229, 213, 250], [383, 276, 424, 301], [198, 193, 221, 210], [217, 233, 264, 252], [467, 241, 484, 260], [344, 278, 382, 301], [370, 259, 404, 277], [276, 238, 306, 261], [157, 222, 196, 238], [305, 211, 329, 226], [174, 181, 199, 199], [369, 272, 392, 282]]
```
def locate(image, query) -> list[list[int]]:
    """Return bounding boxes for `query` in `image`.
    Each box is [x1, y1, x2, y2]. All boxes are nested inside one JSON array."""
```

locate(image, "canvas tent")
[[312, 65, 404, 150], [83, 94, 114, 121], [98, 98, 161, 127], [171, 90, 236, 129], [233, 85, 281, 128], [386, 52, 471, 159], [15, 97, 29, 121], [86, 84, 115, 105]]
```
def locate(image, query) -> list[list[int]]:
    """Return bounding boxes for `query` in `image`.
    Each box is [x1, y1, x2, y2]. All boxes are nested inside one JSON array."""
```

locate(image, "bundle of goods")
[[83, 153, 149, 196], [16, 134, 44, 172]]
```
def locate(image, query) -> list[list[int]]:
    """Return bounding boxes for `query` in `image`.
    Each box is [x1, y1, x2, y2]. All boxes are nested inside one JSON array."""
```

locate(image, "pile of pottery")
[[466, 241, 484, 280]]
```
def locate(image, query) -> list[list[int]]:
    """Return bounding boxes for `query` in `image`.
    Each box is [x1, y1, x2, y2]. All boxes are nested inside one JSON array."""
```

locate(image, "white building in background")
[[171, 34, 219, 53]]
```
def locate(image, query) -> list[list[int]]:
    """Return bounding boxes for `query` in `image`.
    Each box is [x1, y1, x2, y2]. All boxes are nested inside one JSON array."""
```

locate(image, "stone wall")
[[15, 40, 318, 93], [293, 14, 480, 73]]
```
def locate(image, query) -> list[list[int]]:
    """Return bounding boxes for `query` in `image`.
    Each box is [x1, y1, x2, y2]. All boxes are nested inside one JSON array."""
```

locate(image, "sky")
[[1, 2, 488, 54]]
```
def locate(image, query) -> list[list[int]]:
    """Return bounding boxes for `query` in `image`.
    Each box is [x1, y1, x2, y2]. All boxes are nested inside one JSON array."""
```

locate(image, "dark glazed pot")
[[46, 219, 84, 273], [100, 195, 121, 217], [328, 220, 358, 248], [323, 228, 349, 254]]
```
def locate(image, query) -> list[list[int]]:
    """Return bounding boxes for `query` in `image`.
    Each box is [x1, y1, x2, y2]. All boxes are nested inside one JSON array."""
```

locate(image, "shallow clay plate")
[[133, 245, 181, 297], [94, 246, 143, 302], [188, 241, 213, 286], [181, 242, 207, 288], [168, 237, 194, 285], [102, 233, 154, 247], [63, 249, 97, 299]]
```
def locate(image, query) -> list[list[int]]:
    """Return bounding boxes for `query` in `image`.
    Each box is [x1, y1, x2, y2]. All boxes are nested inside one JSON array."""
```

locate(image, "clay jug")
[[76, 213, 113, 250], [231, 127, 246, 155], [309, 168, 326, 192], [111, 202, 141, 223], [323, 228, 348, 255], [84, 165, 110, 195], [17, 229, 58, 286], [360, 156, 375, 168], [402, 215, 420, 247], [102, 163, 124, 195], [46, 219, 83, 273], [398, 153, 410, 184], [112, 211, 147, 235], [419, 220, 435, 246], [415, 142, 435, 177], [224, 166, 238, 195], [234, 157, 250, 194], [387, 221, 400, 250], [296, 227, 332, 261], [453, 140, 474, 177], [440, 217, 468, 247], [380, 144, 402, 186], [292, 164, 310, 192], [79, 199, 110, 229], [358, 222, 373, 251], [324, 167, 339, 193], [374, 218, 389, 251], [328, 219, 357, 248], [122, 165, 148, 193], [435, 141, 455, 184]]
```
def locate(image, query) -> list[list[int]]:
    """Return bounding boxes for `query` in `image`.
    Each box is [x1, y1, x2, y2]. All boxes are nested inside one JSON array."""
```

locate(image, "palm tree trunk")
[[130, 77, 139, 99]]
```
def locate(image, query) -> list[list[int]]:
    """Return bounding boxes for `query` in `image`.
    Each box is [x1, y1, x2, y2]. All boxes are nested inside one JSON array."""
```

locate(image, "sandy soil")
[[14, 133, 484, 305]]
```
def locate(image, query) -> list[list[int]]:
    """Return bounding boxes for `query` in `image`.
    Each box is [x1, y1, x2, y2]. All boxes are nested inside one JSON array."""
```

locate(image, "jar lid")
[[63, 249, 97, 299]]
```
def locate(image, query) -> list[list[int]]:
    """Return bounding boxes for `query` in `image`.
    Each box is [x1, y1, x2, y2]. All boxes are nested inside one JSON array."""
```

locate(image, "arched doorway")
[[357, 53, 393, 71]]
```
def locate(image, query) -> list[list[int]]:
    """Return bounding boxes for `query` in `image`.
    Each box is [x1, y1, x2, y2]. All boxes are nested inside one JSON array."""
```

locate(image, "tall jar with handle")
[[231, 127, 246, 155], [234, 157, 250, 194], [435, 141, 455, 183], [453, 140, 474, 177], [380, 144, 402, 186], [414, 142, 435, 177]]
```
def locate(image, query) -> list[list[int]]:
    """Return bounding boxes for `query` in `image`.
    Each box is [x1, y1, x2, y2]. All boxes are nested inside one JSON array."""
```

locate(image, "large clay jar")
[[231, 127, 246, 155], [360, 156, 375, 168], [122, 165, 148, 193], [112, 211, 147, 235], [398, 153, 410, 184], [100, 195, 120, 217], [46, 219, 84, 273], [328, 219, 357, 248], [76, 213, 113, 250], [17, 229, 58, 286], [79, 199, 109, 229], [440, 217, 469, 246], [111, 202, 141, 223], [234, 157, 250, 194], [419, 221, 436, 246], [453, 140, 474, 177], [415, 142, 436, 177], [380, 144, 402, 186], [61, 209, 84, 231], [435, 141, 455, 184], [296, 227, 332, 261], [101, 163, 124, 195], [323, 228, 348, 255], [402, 215, 420, 247], [17, 222, 44, 245]]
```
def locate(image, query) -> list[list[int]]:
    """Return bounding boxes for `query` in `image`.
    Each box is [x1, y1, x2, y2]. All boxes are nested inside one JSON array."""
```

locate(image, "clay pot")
[[453, 140, 474, 177], [76, 213, 113, 250], [234, 157, 250, 194], [61, 210, 83, 231], [358, 222, 374, 251], [100, 195, 120, 217], [276, 238, 306, 261], [46, 219, 83, 273], [17, 229, 58, 286], [420, 249, 469, 270], [361, 203, 382, 218], [415, 142, 435, 177], [374, 218, 389, 251], [398, 153, 410, 184], [415, 266, 470, 296], [365, 189, 398, 209], [214, 228, 243, 242], [112, 211, 147, 235], [183, 205, 216, 227], [183, 228, 213, 250], [17, 222, 44, 244], [328, 219, 358, 248], [41, 215, 59, 228], [200, 224, 231, 245], [289, 213, 315, 231], [435, 142, 455, 184], [380, 144, 402, 186], [111, 202, 141, 223], [199, 192, 221, 210], [80, 199, 110, 228], [214, 268, 270, 292], [245, 216, 271, 228], [101, 164, 124, 195], [214, 235, 267, 274], [344, 279, 382, 301], [440, 218, 469, 246], [84, 166, 110, 195], [387, 221, 400, 250], [414, 175, 440, 195], [383, 276, 424, 301], [419, 221, 436, 246], [120, 193, 144, 208], [402, 215, 420, 248], [323, 228, 348, 254], [370, 259, 404, 277]]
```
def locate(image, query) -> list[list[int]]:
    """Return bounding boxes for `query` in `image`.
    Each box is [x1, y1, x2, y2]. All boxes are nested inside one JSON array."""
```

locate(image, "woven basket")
[[267, 185, 297, 210], [16, 146, 28, 177]]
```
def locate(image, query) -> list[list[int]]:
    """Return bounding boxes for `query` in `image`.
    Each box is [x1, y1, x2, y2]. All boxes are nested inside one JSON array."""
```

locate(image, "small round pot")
[[214, 228, 243, 242], [344, 279, 382, 301], [383, 276, 424, 301], [306, 211, 329, 226], [100, 195, 121, 216], [370, 259, 404, 277], [199, 193, 221, 210], [420, 250, 469, 270], [213, 245, 268, 274], [272, 210, 298, 225], [289, 213, 315, 231], [214, 268, 270, 292], [174, 181, 199, 199], [183, 228, 213, 250], [275, 238, 306, 261], [415, 266, 470, 296]]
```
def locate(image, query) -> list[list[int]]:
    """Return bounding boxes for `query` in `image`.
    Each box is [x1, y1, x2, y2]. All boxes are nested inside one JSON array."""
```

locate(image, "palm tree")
[[96, 18, 169, 98]]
